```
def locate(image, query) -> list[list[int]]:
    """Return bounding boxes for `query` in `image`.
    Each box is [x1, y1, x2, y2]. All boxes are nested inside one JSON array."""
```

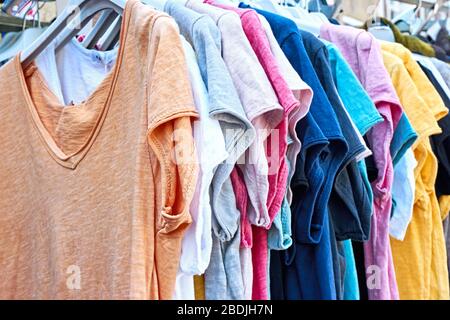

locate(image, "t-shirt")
[[33, 30, 215, 302], [185, 0, 285, 301], [390, 148, 417, 241], [432, 58, 450, 88], [418, 61, 450, 214], [444, 217, 450, 286], [164, 0, 254, 300], [341, 239, 359, 300], [174, 36, 228, 300], [258, 13, 313, 205], [324, 42, 378, 146], [300, 30, 368, 300], [381, 48, 449, 300], [185, 0, 281, 269], [205, 0, 303, 300], [0, 0, 198, 299], [321, 23, 403, 300], [35, 39, 118, 106], [258, 13, 313, 260], [243, 5, 348, 300], [324, 41, 384, 300], [325, 40, 382, 226]]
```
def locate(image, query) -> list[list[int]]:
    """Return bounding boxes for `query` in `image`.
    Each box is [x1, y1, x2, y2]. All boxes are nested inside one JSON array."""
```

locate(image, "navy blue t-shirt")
[[301, 33, 372, 239], [299, 30, 369, 300], [240, 3, 348, 300]]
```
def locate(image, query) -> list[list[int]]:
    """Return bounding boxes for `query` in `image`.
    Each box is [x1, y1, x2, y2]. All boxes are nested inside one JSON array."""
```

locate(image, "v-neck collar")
[[14, 0, 133, 170]]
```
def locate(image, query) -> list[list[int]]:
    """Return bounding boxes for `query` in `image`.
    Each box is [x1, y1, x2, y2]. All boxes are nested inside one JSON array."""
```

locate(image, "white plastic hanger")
[[414, 0, 424, 18], [82, 9, 119, 49], [100, 15, 122, 51], [20, 0, 125, 68], [414, 0, 442, 35], [0, 4, 46, 64], [96, 0, 167, 54], [367, 0, 395, 43]]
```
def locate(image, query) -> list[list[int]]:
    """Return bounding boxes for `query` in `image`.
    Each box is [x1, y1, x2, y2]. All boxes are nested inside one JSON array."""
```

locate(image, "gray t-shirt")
[[185, 0, 284, 231], [432, 58, 450, 90], [165, 0, 254, 241], [444, 217, 450, 286]]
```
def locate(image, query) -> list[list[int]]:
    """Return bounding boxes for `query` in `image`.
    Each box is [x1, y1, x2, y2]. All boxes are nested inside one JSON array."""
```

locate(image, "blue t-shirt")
[[391, 114, 417, 167], [299, 30, 368, 300], [325, 42, 382, 241], [240, 3, 347, 300]]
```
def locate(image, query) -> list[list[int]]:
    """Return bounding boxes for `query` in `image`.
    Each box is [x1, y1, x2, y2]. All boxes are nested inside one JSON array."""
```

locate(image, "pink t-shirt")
[[205, 0, 301, 300], [231, 167, 253, 249], [321, 24, 403, 300]]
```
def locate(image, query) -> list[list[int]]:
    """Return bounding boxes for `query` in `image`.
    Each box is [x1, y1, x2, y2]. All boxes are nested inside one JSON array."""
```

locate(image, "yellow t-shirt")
[[381, 42, 450, 220], [381, 48, 449, 300], [194, 275, 205, 300], [439, 196, 450, 221]]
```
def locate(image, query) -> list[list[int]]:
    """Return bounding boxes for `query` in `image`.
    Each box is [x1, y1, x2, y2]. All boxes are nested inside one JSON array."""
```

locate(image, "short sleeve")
[[146, 16, 199, 300], [388, 57, 441, 142], [147, 16, 199, 232]]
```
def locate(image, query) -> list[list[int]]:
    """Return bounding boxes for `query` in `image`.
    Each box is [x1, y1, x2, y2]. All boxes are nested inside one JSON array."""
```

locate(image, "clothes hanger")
[[20, 0, 125, 68], [99, 0, 171, 53], [92, 0, 167, 55], [414, 0, 424, 18], [100, 15, 122, 51], [82, 9, 119, 49], [392, 0, 425, 35], [414, 0, 442, 35], [367, 0, 395, 42], [0, 3, 46, 64]]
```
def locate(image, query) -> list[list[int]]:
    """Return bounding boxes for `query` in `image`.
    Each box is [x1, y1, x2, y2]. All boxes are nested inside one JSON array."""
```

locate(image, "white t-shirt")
[[390, 148, 417, 241], [36, 38, 118, 106], [174, 36, 229, 299]]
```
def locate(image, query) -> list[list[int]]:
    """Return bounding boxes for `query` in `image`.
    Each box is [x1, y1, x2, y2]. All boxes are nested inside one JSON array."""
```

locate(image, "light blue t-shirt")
[[390, 148, 417, 240]]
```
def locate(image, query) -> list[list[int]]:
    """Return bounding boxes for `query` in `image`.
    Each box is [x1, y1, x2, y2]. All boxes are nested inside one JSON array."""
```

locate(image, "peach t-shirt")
[[0, 0, 198, 299]]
